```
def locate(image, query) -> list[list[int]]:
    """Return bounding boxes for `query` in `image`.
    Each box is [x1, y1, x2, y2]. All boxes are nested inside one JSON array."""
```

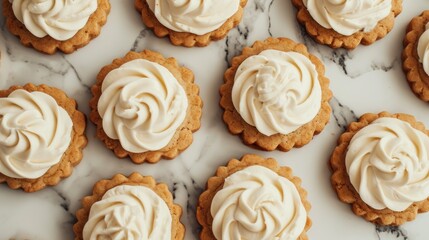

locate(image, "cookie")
[[330, 112, 429, 225], [90, 50, 202, 163], [0, 83, 87, 192], [291, 0, 402, 49], [220, 37, 332, 151], [73, 172, 185, 240], [197, 154, 311, 240], [134, 0, 247, 47], [3, 0, 110, 54], [402, 10, 429, 102]]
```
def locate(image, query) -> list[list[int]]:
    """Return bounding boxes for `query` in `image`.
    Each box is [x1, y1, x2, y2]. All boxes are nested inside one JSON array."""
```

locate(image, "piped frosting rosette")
[[232, 49, 321, 136], [303, 0, 392, 36], [97, 59, 188, 153], [346, 117, 429, 211], [11, 0, 98, 40], [83, 185, 172, 240], [0, 89, 72, 179], [211, 165, 307, 240], [146, 0, 240, 35]]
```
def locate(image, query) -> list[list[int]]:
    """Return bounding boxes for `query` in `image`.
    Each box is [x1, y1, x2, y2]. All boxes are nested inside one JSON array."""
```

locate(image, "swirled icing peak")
[[11, 0, 97, 40], [146, 0, 240, 35], [0, 90, 72, 179], [83, 185, 172, 240], [211, 165, 307, 240], [98, 59, 188, 153], [346, 117, 429, 211], [417, 22, 429, 76], [232, 49, 321, 136], [303, 0, 392, 36]]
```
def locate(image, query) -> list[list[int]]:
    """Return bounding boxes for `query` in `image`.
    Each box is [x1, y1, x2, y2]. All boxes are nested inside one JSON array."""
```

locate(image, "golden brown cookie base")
[[73, 172, 185, 240], [402, 11, 429, 102], [197, 154, 312, 240], [291, 0, 402, 49], [220, 37, 332, 151], [3, 0, 110, 54], [89, 50, 203, 164], [330, 112, 429, 226], [0, 83, 87, 192], [134, 0, 247, 47]]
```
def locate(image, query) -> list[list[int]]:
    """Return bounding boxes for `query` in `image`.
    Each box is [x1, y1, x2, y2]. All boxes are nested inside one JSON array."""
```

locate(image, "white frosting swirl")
[[0, 90, 72, 179], [346, 117, 429, 211], [83, 185, 172, 240], [417, 22, 429, 76], [303, 0, 392, 36], [232, 49, 321, 136], [211, 165, 307, 240], [11, 0, 97, 41], [98, 59, 188, 153], [146, 0, 240, 35]]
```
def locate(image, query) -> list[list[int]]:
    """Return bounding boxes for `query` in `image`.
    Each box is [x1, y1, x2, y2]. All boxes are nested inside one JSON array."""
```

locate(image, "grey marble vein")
[[330, 96, 358, 130], [253, 0, 267, 11], [376, 225, 408, 240], [370, 60, 397, 74], [62, 56, 91, 91], [223, 0, 271, 65], [130, 29, 150, 52], [329, 50, 352, 76], [51, 188, 77, 235], [224, 26, 249, 66], [267, 0, 275, 37], [296, 25, 321, 54], [173, 178, 202, 238], [345, 59, 397, 79]]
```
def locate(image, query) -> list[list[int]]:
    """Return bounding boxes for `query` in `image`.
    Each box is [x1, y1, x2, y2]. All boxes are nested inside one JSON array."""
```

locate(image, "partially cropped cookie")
[[197, 154, 311, 240], [90, 50, 202, 163], [291, 0, 402, 49], [3, 0, 110, 54], [220, 37, 332, 151], [403, 10, 429, 102], [0, 84, 87, 192], [330, 112, 429, 225], [134, 0, 247, 47], [74, 172, 185, 240]]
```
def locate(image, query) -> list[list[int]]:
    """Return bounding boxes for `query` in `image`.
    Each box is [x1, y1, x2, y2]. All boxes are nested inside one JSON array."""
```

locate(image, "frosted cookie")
[[73, 173, 185, 240], [3, 0, 111, 54], [403, 10, 429, 102], [197, 154, 311, 240], [134, 0, 247, 47], [291, 0, 403, 49], [330, 112, 429, 225], [0, 84, 87, 192], [220, 37, 332, 151], [90, 50, 202, 163]]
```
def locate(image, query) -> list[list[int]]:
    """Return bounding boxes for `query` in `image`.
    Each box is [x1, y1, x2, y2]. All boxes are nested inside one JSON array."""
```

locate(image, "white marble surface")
[[0, 1, 429, 239]]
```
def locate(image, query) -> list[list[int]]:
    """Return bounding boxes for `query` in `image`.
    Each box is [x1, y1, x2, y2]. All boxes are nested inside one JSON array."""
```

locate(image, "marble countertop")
[[1, 1, 429, 239]]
